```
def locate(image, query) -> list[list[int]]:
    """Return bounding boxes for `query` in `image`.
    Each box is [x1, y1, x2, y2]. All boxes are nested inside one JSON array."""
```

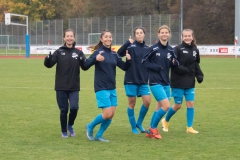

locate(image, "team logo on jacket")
[[153, 47, 159, 51], [167, 53, 172, 60], [130, 44, 136, 47], [156, 53, 160, 56], [61, 52, 65, 55], [72, 52, 78, 59], [193, 51, 197, 57], [183, 50, 188, 53]]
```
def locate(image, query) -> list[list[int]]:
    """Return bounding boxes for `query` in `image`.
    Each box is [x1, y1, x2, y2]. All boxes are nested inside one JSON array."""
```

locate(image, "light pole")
[[180, 0, 183, 32]]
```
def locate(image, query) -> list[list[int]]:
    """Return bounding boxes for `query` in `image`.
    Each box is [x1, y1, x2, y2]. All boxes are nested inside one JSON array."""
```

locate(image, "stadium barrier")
[[30, 45, 121, 55], [30, 45, 240, 56]]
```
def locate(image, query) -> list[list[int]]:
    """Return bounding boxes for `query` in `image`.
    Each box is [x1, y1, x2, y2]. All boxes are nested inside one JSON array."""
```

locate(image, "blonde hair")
[[182, 29, 197, 47], [158, 25, 171, 34]]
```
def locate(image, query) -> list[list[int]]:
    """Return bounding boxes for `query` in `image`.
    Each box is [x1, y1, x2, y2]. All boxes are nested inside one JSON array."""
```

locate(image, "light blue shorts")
[[171, 88, 195, 104], [124, 84, 150, 97], [96, 89, 118, 108], [150, 84, 170, 101]]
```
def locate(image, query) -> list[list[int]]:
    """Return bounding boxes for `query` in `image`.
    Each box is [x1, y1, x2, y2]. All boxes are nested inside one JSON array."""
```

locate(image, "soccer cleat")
[[161, 118, 169, 132], [150, 128, 162, 139], [62, 132, 68, 138], [86, 124, 93, 140], [132, 127, 140, 134], [186, 127, 199, 134], [67, 125, 76, 137], [94, 136, 109, 142], [146, 129, 155, 139], [136, 124, 146, 133]]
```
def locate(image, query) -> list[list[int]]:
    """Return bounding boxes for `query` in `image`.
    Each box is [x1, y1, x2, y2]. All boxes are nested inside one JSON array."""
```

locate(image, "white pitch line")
[[196, 88, 240, 90]]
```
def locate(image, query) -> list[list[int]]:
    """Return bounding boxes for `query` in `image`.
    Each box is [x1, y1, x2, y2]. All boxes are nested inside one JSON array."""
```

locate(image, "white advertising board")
[[30, 45, 91, 54], [197, 45, 240, 55], [30, 45, 240, 55]]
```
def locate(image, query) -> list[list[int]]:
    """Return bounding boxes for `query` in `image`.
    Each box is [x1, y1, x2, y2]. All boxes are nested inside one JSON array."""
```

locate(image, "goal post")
[[88, 33, 101, 46], [0, 35, 20, 49], [4, 13, 30, 58]]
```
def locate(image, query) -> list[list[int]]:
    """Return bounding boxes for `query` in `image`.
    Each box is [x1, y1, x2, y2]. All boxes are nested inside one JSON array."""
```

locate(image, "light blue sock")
[[152, 108, 166, 129], [96, 119, 112, 138], [127, 107, 137, 129], [88, 114, 105, 130], [165, 106, 176, 122], [150, 111, 157, 127], [187, 108, 194, 127], [137, 104, 148, 125]]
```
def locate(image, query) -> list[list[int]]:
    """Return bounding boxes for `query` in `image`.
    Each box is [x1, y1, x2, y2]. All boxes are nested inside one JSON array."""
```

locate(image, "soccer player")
[[85, 30, 131, 142], [44, 29, 90, 138], [117, 27, 150, 134], [142, 25, 178, 139], [161, 29, 204, 134]]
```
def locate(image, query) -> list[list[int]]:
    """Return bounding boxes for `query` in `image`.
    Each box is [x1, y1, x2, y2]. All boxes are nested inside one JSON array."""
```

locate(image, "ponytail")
[[91, 30, 112, 51]]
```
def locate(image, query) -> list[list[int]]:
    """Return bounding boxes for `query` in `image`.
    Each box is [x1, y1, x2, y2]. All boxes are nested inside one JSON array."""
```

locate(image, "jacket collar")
[[181, 41, 193, 48], [157, 40, 168, 48], [62, 42, 76, 49], [135, 40, 145, 46], [101, 45, 112, 52]]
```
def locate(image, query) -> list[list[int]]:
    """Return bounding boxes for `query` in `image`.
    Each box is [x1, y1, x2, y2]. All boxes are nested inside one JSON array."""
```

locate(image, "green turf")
[[0, 57, 239, 160]]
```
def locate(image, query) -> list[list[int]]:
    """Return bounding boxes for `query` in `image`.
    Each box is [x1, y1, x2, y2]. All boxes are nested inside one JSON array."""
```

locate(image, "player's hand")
[[197, 78, 203, 83], [172, 58, 179, 66], [96, 51, 104, 61], [126, 50, 131, 60], [48, 51, 52, 59], [129, 36, 134, 44]]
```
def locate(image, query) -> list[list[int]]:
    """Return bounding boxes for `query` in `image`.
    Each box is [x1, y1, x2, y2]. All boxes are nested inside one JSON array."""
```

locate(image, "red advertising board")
[[219, 48, 228, 53]]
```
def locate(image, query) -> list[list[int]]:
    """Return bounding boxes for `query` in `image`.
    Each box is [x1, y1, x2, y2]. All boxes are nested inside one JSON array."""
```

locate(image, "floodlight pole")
[[180, 0, 183, 43], [25, 16, 29, 58], [180, 0, 183, 32], [5, 13, 30, 58]]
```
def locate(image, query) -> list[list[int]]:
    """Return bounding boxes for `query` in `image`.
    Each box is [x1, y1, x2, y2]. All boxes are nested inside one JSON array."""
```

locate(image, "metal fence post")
[[150, 15, 152, 45]]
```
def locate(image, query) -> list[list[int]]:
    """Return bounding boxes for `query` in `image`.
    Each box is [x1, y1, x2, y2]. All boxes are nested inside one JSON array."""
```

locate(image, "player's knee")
[[60, 109, 68, 115], [102, 111, 114, 119], [186, 102, 194, 108], [70, 105, 79, 110], [173, 104, 182, 110], [143, 100, 151, 108]]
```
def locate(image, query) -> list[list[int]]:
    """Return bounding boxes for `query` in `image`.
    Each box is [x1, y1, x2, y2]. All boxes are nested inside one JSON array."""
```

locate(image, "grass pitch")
[[0, 57, 239, 160]]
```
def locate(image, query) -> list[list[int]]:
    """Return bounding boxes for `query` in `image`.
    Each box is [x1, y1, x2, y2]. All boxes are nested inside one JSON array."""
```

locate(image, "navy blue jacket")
[[118, 40, 149, 85], [142, 40, 178, 86], [170, 41, 204, 88], [84, 45, 131, 92], [44, 43, 89, 91]]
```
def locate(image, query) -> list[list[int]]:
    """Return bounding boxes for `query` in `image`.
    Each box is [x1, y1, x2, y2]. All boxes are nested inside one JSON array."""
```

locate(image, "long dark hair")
[[133, 27, 146, 36], [92, 30, 112, 50], [182, 29, 197, 47]]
